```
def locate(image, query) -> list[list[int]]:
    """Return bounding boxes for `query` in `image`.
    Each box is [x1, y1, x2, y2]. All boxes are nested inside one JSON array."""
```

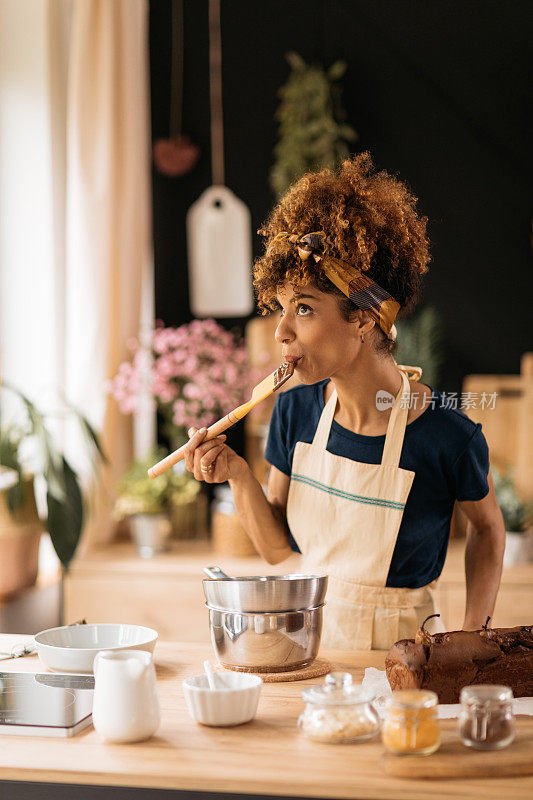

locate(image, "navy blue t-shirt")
[[265, 380, 490, 589]]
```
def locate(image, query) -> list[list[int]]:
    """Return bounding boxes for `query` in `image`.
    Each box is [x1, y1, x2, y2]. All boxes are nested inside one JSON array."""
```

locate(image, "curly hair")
[[253, 153, 430, 350]]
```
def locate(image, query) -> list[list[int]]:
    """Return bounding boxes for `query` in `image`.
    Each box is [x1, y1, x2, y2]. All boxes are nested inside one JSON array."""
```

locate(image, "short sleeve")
[[265, 394, 291, 476], [451, 424, 490, 501]]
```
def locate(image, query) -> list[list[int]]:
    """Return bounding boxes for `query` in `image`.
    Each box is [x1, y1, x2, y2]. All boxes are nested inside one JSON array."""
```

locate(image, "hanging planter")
[[153, 0, 200, 177], [153, 134, 200, 177]]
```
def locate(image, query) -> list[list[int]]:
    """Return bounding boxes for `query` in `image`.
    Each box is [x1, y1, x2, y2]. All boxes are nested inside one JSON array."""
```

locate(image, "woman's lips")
[[283, 355, 302, 364], [283, 356, 303, 370]]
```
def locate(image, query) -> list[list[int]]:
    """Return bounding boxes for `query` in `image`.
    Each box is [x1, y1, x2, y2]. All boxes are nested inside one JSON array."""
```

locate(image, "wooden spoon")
[[147, 362, 294, 478]]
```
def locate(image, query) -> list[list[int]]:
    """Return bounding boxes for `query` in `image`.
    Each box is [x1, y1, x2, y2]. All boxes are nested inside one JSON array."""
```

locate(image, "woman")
[[184, 153, 505, 650]]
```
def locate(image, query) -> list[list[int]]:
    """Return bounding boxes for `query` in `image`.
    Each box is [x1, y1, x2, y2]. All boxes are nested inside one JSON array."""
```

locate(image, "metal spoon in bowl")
[[203, 566, 230, 580]]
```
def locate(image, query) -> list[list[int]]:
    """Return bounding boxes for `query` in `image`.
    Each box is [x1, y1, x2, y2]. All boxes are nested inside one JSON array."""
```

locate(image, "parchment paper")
[[362, 667, 533, 718]]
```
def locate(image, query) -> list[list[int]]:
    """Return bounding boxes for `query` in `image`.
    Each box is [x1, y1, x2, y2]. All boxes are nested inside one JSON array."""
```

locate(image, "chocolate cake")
[[385, 617, 533, 704]]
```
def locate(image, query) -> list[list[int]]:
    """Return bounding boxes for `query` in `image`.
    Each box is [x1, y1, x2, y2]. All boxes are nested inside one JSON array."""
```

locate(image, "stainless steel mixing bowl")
[[207, 604, 324, 672], [202, 573, 328, 613]]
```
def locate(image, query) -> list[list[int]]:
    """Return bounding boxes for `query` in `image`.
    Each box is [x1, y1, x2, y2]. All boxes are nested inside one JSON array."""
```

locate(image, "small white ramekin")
[[182, 672, 263, 726]]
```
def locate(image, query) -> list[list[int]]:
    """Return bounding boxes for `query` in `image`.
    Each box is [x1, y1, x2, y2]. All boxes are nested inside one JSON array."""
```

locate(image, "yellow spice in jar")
[[382, 690, 441, 755]]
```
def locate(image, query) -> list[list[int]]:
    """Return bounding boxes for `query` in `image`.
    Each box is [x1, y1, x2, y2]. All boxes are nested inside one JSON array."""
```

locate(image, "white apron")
[[286, 367, 445, 650]]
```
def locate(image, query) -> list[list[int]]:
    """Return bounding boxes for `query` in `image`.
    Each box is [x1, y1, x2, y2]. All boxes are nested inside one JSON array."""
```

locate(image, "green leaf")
[[0, 429, 26, 512], [3, 383, 58, 473], [285, 51, 305, 71], [46, 457, 83, 568], [45, 463, 67, 504], [80, 416, 107, 463], [7, 478, 26, 513], [327, 61, 347, 81], [1, 380, 36, 413], [337, 124, 358, 141], [62, 399, 108, 464], [0, 429, 21, 470]]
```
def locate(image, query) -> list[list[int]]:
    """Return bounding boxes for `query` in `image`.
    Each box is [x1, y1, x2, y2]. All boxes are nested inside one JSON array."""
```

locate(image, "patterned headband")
[[270, 231, 400, 340]]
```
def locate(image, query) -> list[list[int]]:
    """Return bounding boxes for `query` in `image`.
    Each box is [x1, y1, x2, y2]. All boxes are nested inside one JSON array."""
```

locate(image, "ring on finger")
[[200, 462, 215, 473]]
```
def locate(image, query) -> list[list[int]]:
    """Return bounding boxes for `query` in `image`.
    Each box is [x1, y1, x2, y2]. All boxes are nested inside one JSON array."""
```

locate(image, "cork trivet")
[[216, 658, 332, 683]]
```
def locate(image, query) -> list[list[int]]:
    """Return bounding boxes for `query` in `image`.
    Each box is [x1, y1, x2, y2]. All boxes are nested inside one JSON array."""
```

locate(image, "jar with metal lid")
[[298, 672, 381, 744], [458, 685, 515, 750], [382, 690, 440, 755]]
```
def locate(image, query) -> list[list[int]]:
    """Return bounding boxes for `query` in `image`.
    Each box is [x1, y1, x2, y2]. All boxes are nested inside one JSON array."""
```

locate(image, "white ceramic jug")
[[92, 649, 160, 742]]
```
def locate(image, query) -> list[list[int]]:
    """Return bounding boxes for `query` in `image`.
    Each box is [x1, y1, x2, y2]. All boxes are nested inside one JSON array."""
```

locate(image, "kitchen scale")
[[0, 672, 94, 737]]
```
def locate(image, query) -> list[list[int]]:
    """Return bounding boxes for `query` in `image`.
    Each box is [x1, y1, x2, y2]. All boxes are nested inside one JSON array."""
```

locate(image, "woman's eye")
[[277, 303, 311, 318]]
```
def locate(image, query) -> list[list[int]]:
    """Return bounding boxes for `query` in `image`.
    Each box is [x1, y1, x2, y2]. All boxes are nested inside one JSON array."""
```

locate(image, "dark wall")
[[150, 0, 532, 392]]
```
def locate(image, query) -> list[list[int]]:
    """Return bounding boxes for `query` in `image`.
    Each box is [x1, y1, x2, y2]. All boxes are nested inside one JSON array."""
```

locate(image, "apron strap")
[[381, 370, 411, 468], [395, 364, 422, 382], [312, 368, 417, 468], [312, 385, 338, 449]]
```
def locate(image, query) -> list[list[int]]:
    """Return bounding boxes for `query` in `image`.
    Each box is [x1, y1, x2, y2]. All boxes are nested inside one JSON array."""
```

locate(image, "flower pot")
[[503, 530, 533, 567], [0, 476, 42, 599], [129, 513, 172, 558]]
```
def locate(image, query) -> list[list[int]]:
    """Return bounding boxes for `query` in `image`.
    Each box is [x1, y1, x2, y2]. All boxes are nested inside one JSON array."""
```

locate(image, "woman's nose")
[[274, 314, 294, 343]]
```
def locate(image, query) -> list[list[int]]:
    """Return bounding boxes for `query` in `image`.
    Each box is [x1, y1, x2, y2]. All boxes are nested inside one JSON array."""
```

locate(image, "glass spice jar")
[[458, 685, 515, 750], [298, 672, 381, 744], [382, 690, 440, 755]]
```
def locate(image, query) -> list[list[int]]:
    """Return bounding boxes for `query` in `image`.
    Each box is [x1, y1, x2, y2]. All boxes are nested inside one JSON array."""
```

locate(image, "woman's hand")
[[184, 427, 247, 484]]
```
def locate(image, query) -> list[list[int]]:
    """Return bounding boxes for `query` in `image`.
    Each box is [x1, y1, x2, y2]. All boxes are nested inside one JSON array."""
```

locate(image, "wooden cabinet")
[[433, 544, 533, 630], [65, 571, 208, 642], [462, 353, 533, 500], [64, 541, 303, 641], [64, 539, 533, 639]]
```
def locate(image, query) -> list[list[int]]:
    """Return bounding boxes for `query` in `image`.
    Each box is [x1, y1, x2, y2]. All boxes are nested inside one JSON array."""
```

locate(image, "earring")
[[360, 334, 365, 343]]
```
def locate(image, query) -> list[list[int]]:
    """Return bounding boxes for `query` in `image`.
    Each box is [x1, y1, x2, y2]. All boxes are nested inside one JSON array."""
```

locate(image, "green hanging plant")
[[395, 306, 444, 387], [0, 383, 107, 569], [270, 52, 358, 198]]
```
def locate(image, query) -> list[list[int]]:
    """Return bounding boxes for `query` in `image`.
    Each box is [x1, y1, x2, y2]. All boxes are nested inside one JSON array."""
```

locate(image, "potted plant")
[[0, 382, 106, 600], [114, 451, 203, 555], [491, 466, 533, 566]]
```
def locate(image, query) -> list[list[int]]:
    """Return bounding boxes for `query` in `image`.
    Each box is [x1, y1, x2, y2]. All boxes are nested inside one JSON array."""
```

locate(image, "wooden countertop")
[[0, 634, 532, 798]]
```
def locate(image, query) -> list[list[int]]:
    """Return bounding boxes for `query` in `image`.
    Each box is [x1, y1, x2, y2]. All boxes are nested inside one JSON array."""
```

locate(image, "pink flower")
[[109, 318, 252, 435], [183, 383, 202, 400], [183, 357, 197, 373]]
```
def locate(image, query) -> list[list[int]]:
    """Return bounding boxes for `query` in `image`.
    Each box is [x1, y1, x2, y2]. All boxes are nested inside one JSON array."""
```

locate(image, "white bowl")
[[34, 624, 158, 673], [182, 672, 262, 726]]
